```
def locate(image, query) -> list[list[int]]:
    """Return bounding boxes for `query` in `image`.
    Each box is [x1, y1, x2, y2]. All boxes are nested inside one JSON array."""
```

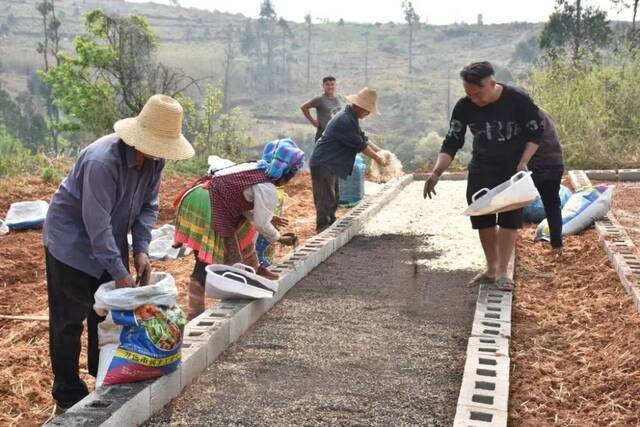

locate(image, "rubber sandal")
[[467, 272, 496, 288], [495, 277, 516, 291]]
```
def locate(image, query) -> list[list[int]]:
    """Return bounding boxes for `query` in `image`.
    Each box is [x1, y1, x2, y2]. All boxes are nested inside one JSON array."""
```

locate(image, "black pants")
[[311, 165, 340, 233], [533, 171, 564, 248], [45, 248, 113, 407]]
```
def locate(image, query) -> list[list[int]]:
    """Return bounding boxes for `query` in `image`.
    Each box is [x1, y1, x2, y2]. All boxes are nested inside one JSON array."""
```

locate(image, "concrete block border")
[[413, 171, 468, 181], [45, 174, 414, 427], [568, 170, 640, 312], [584, 168, 640, 182], [453, 253, 515, 427]]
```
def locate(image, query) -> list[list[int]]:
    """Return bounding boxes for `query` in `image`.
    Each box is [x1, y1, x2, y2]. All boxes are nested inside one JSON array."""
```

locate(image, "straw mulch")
[[510, 228, 640, 426]]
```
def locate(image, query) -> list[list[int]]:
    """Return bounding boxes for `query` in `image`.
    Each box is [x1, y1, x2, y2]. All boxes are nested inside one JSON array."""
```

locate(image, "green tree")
[[177, 85, 252, 162], [525, 56, 640, 168], [511, 36, 541, 64], [413, 131, 442, 170], [0, 88, 47, 152], [540, 0, 612, 61], [40, 9, 198, 139]]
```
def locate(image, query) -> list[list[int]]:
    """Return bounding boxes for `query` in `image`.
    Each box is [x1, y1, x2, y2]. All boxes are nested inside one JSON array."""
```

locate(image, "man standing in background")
[[300, 76, 345, 142]]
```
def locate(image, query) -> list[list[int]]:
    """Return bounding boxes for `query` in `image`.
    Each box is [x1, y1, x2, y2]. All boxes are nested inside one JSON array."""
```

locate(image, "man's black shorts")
[[466, 170, 523, 230]]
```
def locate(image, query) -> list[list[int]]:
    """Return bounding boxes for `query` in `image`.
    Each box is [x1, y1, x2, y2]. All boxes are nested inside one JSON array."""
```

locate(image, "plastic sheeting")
[[5, 200, 49, 230]]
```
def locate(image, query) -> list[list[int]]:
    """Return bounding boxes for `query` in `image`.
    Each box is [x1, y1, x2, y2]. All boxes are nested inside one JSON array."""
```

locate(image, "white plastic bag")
[[207, 155, 235, 174], [0, 219, 8, 235], [94, 272, 185, 386], [5, 200, 49, 230], [535, 184, 614, 240], [463, 171, 539, 216], [148, 224, 191, 260]]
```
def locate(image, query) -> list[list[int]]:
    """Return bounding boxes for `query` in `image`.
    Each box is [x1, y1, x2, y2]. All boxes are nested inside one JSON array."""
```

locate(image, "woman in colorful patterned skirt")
[[173, 139, 304, 319]]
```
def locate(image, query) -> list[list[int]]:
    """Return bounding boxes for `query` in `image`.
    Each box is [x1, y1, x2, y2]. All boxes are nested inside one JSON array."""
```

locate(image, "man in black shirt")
[[309, 87, 387, 233], [423, 61, 543, 291]]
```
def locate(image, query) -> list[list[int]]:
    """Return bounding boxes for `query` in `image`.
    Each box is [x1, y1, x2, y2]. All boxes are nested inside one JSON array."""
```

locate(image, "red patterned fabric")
[[208, 166, 272, 237]]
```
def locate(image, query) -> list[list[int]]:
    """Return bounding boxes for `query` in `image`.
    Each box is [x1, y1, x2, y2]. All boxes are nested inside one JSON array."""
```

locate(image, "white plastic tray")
[[205, 263, 277, 300]]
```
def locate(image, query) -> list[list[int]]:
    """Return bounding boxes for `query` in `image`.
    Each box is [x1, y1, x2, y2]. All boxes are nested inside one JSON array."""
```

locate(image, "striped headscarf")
[[257, 138, 305, 180]]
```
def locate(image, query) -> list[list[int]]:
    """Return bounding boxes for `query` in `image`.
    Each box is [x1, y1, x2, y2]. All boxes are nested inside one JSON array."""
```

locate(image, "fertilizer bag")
[[535, 184, 614, 241], [93, 272, 185, 386], [523, 185, 572, 223]]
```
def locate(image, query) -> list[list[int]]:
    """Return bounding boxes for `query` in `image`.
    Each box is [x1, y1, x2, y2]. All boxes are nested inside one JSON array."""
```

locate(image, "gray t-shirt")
[[309, 94, 345, 129]]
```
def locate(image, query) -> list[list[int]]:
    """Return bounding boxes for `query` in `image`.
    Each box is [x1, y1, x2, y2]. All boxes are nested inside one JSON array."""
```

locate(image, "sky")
[[126, 0, 632, 25]]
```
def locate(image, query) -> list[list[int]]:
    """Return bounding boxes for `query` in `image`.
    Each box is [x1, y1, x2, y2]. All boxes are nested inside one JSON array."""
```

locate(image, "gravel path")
[[147, 181, 484, 426]]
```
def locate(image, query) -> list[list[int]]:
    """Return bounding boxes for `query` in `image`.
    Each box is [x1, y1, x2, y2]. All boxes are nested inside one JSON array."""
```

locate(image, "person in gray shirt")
[[43, 95, 194, 411], [300, 76, 345, 142]]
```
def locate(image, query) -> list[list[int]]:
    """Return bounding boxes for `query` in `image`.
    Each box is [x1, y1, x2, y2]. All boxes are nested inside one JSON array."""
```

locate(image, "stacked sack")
[[536, 184, 614, 241]]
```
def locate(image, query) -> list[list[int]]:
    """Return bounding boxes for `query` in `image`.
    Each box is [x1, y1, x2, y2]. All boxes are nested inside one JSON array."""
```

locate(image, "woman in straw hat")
[[172, 138, 304, 320], [309, 87, 389, 233], [43, 94, 194, 412]]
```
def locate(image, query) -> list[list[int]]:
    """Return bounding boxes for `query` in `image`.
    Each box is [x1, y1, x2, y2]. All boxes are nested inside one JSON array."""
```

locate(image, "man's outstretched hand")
[[423, 173, 440, 199]]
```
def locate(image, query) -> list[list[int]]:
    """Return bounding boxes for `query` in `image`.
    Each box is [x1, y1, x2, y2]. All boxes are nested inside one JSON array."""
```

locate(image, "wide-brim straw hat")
[[346, 87, 379, 115], [114, 94, 194, 161]]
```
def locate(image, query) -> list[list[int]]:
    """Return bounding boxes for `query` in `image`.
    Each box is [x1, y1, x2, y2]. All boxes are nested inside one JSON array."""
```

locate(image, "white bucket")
[[463, 171, 539, 216]]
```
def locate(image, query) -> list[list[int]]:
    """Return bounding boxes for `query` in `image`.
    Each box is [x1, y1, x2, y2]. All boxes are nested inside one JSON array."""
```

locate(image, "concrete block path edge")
[[45, 174, 414, 427], [453, 251, 515, 427]]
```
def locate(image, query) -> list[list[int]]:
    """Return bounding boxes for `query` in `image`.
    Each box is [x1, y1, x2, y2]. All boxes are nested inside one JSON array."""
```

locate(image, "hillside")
[[0, 0, 543, 164]]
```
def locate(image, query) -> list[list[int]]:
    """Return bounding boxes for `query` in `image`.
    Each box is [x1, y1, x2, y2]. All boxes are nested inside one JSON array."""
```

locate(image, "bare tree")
[[611, 0, 638, 30], [402, 1, 420, 75], [574, 0, 582, 59], [221, 24, 236, 111], [259, 0, 277, 91], [305, 13, 312, 90], [277, 17, 293, 93], [363, 27, 370, 86], [36, 0, 61, 153]]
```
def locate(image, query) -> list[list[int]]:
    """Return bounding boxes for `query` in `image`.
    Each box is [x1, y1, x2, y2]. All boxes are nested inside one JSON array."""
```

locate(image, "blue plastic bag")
[[523, 185, 572, 223], [339, 155, 365, 207]]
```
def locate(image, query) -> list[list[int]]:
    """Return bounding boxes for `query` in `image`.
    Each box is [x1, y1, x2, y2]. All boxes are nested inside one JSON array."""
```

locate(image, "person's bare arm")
[[517, 142, 539, 172], [300, 100, 320, 128], [423, 153, 454, 199], [367, 141, 382, 152], [362, 145, 386, 165]]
